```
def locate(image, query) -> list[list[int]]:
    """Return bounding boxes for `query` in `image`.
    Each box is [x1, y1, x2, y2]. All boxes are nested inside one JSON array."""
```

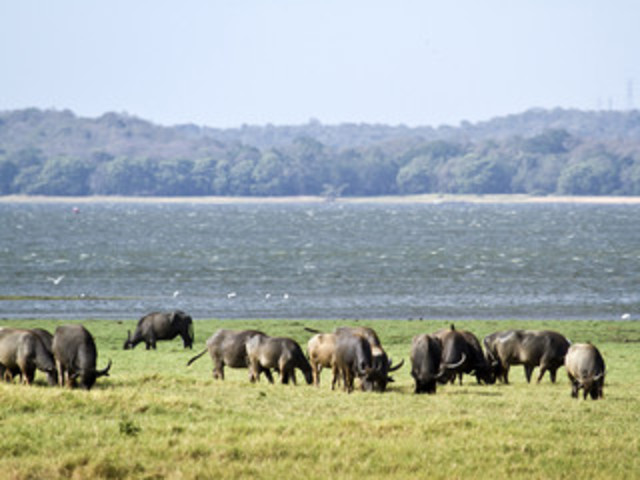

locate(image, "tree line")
[[1, 108, 640, 196]]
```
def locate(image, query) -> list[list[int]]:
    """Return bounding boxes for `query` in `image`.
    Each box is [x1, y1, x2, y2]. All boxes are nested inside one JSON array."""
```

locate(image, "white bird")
[[47, 275, 65, 285], [173, 290, 181, 298], [227, 292, 237, 299], [265, 293, 271, 299], [283, 293, 289, 300], [621, 313, 631, 320]]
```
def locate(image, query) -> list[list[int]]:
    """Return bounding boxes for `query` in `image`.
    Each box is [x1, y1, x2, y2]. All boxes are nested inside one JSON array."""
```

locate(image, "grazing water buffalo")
[[246, 335, 313, 385], [187, 329, 271, 381], [410, 334, 442, 394], [332, 333, 375, 393], [0, 328, 57, 385], [307, 332, 337, 386], [308, 326, 403, 392], [124, 310, 194, 350], [564, 343, 605, 400], [484, 329, 570, 383], [483, 330, 511, 383], [31, 328, 54, 352], [52, 325, 111, 390], [434, 325, 494, 385]]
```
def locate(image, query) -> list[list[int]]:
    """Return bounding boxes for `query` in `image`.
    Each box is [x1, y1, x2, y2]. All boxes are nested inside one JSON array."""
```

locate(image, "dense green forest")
[[1, 107, 640, 196]]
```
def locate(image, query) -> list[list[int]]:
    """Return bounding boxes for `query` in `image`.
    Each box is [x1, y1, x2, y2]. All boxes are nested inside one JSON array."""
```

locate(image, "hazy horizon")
[[2, 1, 638, 129]]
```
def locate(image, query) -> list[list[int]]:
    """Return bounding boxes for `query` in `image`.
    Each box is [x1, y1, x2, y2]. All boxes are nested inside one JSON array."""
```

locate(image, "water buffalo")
[[564, 343, 605, 400], [332, 333, 375, 393], [52, 324, 112, 390], [187, 329, 271, 382], [410, 333, 442, 394], [307, 332, 337, 386], [434, 325, 494, 385], [482, 330, 511, 383], [31, 328, 54, 351], [483, 329, 570, 383], [124, 310, 194, 350], [308, 326, 403, 392], [0, 328, 57, 385], [246, 335, 312, 385]]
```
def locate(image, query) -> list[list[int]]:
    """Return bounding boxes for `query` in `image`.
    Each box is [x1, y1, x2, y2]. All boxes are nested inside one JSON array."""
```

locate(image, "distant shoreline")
[[2, 194, 640, 205]]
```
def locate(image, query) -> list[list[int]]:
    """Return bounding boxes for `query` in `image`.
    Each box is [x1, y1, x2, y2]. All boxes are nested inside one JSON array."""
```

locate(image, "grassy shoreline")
[[1, 318, 639, 479]]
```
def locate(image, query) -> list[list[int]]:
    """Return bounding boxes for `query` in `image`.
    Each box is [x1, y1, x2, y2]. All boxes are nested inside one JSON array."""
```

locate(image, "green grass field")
[[1, 318, 639, 479]]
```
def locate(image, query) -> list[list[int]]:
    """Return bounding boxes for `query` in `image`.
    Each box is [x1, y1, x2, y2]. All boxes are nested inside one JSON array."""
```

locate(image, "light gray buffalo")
[[483, 329, 570, 384], [52, 325, 112, 390], [0, 328, 57, 385], [124, 310, 194, 350], [307, 332, 337, 387], [187, 329, 271, 381], [246, 335, 313, 385], [564, 343, 605, 400], [410, 333, 442, 394]]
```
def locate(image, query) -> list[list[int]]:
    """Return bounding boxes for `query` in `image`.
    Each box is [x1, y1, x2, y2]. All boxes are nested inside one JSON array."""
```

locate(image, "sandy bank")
[[2, 194, 640, 205]]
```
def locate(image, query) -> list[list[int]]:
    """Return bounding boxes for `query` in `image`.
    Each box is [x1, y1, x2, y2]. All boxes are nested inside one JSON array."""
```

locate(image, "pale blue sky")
[[1, 1, 638, 128]]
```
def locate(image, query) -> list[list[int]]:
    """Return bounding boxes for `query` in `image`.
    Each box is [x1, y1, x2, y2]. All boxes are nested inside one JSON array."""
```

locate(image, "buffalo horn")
[[388, 358, 405, 372], [442, 352, 467, 370], [96, 359, 112, 377]]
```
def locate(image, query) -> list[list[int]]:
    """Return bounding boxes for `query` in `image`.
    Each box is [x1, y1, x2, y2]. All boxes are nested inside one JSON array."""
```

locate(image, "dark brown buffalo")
[[434, 325, 494, 385], [0, 328, 57, 385], [484, 329, 570, 383], [483, 330, 511, 383], [52, 325, 111, 390], [410, 333, 442, 394], [124, 310, 194, 350], [187, 329, 271, 382], [246, 335, 312, 385], [332, 333, 374, 393], [564, 343, 605, 400], [31, 328, 54, 352]]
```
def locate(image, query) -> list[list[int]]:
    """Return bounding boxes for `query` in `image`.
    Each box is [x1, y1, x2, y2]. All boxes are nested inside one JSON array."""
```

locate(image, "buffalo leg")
[[344, 369, 354, 393], [536, 366, 547, 383], [341, 368, 349, 392], [249, 361, 259, 382], [24, 366, 36, 385], [213, 361, 224, 380], [310, 361, 320, 386], [549, 367, 558, 383], [502, 363, 510, 384], [56, 360, 65, 387], [524, 365, 534, 383], [571, 383, 579, 398], [266, 366, 275, 384]]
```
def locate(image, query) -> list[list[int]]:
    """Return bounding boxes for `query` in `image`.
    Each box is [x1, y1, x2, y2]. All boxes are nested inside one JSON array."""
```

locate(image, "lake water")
[[1, 200, 639, 321]]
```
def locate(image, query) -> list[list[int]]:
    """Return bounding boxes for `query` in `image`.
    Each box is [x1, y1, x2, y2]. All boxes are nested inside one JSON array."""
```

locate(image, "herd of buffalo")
[[0, 310, 606, 400]]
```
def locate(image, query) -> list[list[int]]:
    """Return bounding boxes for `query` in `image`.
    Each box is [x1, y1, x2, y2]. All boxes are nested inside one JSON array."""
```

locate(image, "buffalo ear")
[[387, 376, 395, 383]]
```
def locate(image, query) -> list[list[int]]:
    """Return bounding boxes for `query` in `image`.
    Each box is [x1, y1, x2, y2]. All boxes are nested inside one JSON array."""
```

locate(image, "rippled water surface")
[[1, 201, 639, 320]]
